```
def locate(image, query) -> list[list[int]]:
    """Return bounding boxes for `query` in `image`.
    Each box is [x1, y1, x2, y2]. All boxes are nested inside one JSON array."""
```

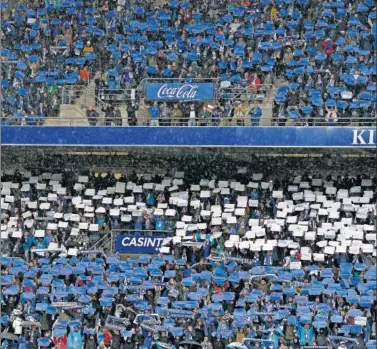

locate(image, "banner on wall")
[[115, 234, 166, 253], [2, 127, 375, 147], [145, 83, 214, 101]]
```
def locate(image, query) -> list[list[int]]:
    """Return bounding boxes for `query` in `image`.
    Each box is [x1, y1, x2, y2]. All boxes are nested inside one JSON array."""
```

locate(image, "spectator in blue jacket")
[[211, 105, 221, 126], [296, 322, 314, 345], [203, 240, 211, 258], [33, 237, 47, 249], [23, 232, 34, 262], [249, 103, 263, 126], [149, 102, 160, 127], [155, 215, 166, 231], [106, 75, 119, 90], [134, 216, 143, 232], [140, 332, 152, 349], [146, 191, 155, 206], [42, 231, 53, 247]]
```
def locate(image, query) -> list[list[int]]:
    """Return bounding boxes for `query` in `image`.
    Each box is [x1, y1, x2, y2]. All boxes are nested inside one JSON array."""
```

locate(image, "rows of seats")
[[0, 168, 376, 348], [1, 0, 375, 125]]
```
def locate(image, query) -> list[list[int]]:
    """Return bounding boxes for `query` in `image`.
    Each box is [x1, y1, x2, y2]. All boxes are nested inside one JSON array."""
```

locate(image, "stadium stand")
[[0, 0, 376, 347], [1, 153, 376, 349], [1, 0, 375, 125]]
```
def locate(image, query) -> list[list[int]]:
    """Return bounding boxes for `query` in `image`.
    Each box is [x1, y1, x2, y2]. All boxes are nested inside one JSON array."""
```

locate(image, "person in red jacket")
[[53, 336, 67, 349], [322, 38, 336, 55], [249, 73, 261, 92], [213, 280, 230, 294], [101, 328, 112, 346]]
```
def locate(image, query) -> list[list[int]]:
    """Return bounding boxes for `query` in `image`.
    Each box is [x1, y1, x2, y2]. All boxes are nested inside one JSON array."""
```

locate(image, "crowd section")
[[0, 165, 376, 349], [1, 0, 375, 125]]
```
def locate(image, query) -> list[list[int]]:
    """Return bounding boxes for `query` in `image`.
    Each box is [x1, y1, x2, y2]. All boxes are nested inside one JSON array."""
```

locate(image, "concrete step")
[[44, 117, 68, 126], [44, 116, 89, 126], [74, 81, 96, 109], [59, 104, 86, 117], [57, 104, 89, 126], [120, 105, 129, 126]]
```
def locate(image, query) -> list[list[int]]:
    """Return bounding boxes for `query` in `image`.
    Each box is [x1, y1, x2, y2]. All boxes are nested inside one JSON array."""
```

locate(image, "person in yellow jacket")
[[82, 41, 94, 56], [234, 102, 248, 126], [171, 103, 183, 126], [235, 328, 246, 343], [271, 6, 277, 19]]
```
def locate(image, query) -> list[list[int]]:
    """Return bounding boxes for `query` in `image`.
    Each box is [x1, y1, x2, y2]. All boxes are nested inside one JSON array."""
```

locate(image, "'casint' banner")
[[115, 234, 166, 254]]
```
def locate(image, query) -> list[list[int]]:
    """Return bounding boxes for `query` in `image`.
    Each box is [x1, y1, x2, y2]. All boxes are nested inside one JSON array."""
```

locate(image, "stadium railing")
[[61, 85, 88, 105], [139, 77, 218, 86], [96, 84, 275, 105], [98, 88, 135, 104], [217, 84, 275, 101], [2, 115, 375, 127]]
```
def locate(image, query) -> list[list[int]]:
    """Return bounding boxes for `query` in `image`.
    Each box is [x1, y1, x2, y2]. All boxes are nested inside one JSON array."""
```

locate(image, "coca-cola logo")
[[157, 84, 198, 100]]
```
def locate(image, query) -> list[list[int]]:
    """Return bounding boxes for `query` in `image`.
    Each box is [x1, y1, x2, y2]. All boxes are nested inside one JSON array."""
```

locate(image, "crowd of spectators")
[[1, 0, 375, 125], [136, 101, 263, 127], [84, 101, 264, 127], [0, 158, 376, 349], [86, 105, 122, 126]]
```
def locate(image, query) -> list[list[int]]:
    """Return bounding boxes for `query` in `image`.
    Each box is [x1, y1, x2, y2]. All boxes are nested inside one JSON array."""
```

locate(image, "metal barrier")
[[3, 79, 374, 128], [95, 79, 218, 107], [139, 77, 217, 88], [218, 84, 275, 102], [89, 234, 111, 251], [113, 229, 174, 236], [2, 115, 375, 127], [98, 88, 136, 105], [138, 79, 274, 100], [61, 85, 87, 105]]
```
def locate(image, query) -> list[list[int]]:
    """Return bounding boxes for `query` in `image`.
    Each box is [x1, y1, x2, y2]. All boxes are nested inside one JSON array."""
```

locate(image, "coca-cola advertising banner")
[[145, 82, 214, 101]]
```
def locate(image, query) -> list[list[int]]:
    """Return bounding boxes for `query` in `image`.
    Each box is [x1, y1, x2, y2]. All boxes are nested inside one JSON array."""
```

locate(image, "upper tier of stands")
[[1, 0, 376, 125]]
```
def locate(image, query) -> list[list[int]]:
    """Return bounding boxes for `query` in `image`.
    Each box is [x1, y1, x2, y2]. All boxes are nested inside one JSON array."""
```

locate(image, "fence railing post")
[[110, 230, 114, 254]]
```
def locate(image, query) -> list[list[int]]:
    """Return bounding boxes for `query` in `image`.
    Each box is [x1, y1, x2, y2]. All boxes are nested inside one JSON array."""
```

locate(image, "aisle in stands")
[[1, 165, 376, 349], [1, 0, 376, 125]]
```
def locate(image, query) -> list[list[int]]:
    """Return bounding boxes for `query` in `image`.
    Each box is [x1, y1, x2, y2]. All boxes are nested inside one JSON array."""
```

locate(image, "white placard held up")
[[289, 262, 302, 270], [272, 191, 283, 199], [78, 176, 89, 183], [115, 182, 126, 194]]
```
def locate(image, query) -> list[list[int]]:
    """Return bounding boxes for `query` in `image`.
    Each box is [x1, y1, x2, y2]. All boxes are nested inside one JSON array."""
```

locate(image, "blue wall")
[[1, 127, 376, 147]]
